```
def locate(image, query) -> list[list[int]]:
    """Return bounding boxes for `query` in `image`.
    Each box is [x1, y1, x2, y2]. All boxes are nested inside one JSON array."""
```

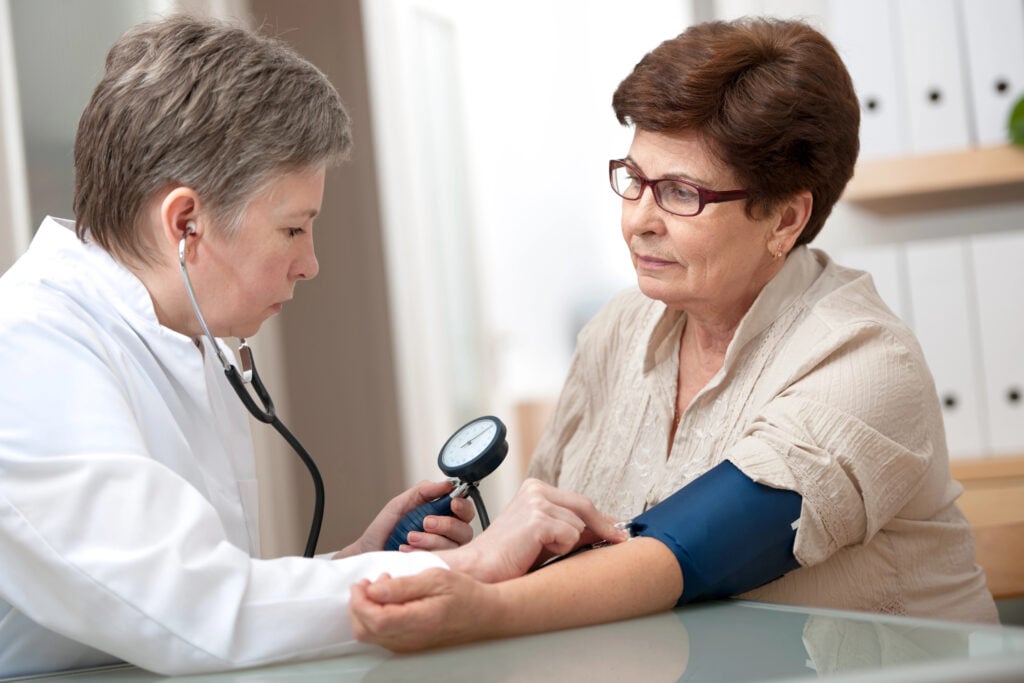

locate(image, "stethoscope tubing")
[[178, 232, 324, 557]]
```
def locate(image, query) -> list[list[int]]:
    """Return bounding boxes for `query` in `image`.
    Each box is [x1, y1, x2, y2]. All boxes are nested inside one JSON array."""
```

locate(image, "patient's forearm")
[[488, 537, 682, 637]]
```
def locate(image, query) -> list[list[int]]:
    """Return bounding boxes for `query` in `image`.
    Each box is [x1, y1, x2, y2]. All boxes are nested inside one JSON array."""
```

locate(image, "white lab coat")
[[0, 218, 447, 677]]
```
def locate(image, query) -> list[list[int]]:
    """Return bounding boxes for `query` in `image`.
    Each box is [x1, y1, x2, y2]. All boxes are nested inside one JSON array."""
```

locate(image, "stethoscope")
[[178, 224, 324, 558]]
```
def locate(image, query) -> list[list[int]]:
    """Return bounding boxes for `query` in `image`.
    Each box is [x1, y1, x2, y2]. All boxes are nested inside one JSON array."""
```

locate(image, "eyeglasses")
[[608, 159, 749, 217]]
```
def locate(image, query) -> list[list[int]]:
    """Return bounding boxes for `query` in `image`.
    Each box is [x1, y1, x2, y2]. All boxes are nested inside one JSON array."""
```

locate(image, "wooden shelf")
[[951, 455, 1024, 599], [952, 455, 1024, 529], [843, 145, 1024, 214], [951, 454, 1024, 482]]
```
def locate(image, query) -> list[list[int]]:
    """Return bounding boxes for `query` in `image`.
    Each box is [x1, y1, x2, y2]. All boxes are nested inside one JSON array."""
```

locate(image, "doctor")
[[0, 14, 624, 678]]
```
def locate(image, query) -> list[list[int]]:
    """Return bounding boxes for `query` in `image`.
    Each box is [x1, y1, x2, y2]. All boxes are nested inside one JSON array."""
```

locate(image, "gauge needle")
[[461, 426, 491, 448]]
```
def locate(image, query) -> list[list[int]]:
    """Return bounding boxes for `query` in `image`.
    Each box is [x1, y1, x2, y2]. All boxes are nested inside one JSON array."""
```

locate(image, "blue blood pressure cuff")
[[628, 460, 802, 605]]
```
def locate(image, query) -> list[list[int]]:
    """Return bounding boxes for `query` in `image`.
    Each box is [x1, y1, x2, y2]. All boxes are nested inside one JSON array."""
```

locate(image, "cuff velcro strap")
[[630, 460, 801, 604]]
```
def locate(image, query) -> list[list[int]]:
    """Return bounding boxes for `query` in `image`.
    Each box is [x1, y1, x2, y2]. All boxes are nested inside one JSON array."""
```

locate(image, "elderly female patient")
[[350, 16, 998, 650]]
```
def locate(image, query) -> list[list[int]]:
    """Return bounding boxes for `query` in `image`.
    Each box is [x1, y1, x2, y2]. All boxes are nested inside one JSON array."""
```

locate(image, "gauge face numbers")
[[438, 416, 508, 482], [442, 420, 496, 466]]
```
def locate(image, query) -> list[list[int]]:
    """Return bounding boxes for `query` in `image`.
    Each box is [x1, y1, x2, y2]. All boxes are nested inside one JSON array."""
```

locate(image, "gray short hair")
[[73, 14, 352, 263]]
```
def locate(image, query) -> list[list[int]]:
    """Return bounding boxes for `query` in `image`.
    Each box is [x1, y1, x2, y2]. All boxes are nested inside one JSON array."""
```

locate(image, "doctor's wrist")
[[332, 541, 363, 559]]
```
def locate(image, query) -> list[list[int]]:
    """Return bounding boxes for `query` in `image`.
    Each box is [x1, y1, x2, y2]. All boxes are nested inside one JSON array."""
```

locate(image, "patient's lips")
[[635, 252, 677, 269]]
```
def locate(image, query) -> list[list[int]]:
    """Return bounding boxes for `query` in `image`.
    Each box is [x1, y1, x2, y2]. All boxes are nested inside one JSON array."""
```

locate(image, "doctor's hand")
[[350, 569, 498, 652], [334, 480, 476, 558], [435, 478, 627, 583]]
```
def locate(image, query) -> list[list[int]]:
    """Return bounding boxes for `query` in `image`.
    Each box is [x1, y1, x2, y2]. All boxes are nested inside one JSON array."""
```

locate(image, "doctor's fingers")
[[402, 497, 475, 550], [448, 495, 476, 524], [352, 570, 489, 650], [351, 578, 418, 645], [403, 512, 475, 551], [363, 567, 459, 604], [407, 478, 458, 507], [350, 581, 424, 647]]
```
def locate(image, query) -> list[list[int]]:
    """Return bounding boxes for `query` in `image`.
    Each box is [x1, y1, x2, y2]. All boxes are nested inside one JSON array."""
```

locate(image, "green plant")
[[1011, 95, 1024, 146]]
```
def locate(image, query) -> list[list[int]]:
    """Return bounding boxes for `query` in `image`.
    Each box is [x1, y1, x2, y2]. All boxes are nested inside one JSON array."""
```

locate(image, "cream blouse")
[[528, 246, 997, 623]]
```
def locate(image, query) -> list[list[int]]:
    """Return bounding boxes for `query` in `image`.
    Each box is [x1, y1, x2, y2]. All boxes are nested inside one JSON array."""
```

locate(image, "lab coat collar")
[[26, 217, 215, 391], [35, 217, 205, 342], [32, 217, 163, 331]]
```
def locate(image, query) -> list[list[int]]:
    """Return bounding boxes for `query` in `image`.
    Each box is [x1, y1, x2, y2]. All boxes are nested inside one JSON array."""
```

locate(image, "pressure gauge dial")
[[438, 415, 508, 483], [384, 415, 509, 550]]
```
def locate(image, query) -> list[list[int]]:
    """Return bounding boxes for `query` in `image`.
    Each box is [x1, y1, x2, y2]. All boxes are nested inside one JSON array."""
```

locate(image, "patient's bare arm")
[[349, 537, 682, 652]]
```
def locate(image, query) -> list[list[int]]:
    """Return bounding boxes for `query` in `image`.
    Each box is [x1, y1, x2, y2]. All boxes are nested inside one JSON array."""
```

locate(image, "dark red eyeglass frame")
[[608, 159, 750, 217]]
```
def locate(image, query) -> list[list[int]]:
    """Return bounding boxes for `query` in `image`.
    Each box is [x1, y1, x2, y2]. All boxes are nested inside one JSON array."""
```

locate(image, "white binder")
[[715, 0, 827, 22], [968, 231, 1024, 456], [904, 238, 988, 459], [836, 243, 910, 322], [715, 0, 765, 20], [958, 0, 1024, 147], [762, 0, 828, 22], [896, 0, 973, 153], [827, 0, 909, 160]]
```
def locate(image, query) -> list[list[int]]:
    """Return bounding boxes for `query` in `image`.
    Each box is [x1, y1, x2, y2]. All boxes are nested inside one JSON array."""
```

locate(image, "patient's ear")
[[770, 190, 812, 254]]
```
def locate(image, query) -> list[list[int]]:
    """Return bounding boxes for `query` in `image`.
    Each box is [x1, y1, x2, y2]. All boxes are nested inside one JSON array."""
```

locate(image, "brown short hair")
[[612, 18, 859, 245], [73, 14, 352, 263]]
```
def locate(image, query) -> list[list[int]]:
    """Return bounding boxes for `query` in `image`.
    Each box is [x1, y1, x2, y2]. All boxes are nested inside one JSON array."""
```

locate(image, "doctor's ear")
[[158, 185, 202, 246]]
